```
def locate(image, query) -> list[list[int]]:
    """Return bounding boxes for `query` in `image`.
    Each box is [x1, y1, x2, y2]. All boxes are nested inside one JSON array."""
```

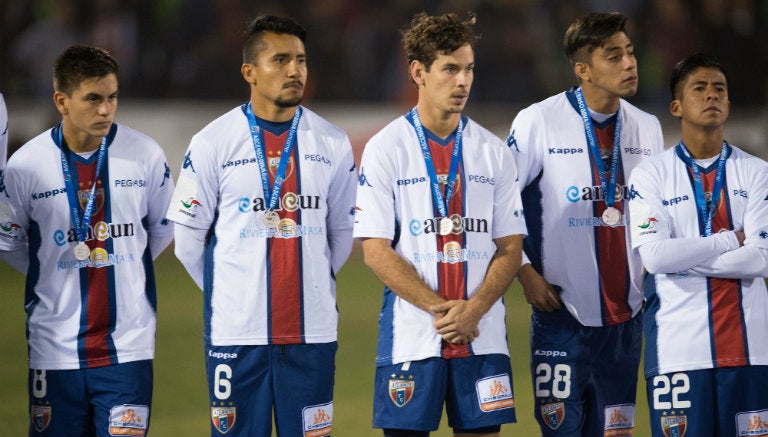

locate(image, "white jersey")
[[0, 123, 174, 370], [0, 92, 8, 168], [628, 144, 768, 376], [509, 88, 664, 326], [166, 105, 356, 346], [353, 113, 527, 366]]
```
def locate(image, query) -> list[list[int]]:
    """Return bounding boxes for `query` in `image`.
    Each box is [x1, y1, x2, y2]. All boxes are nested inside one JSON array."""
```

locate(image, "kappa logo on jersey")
[[31, 186, 67, 201], [397, 176, 427, 186], [409, 213, 488, 237], [108, 404, 148, 437], [388, 375, 415, 407], [358, 167, 372, 187], [760, 231, 768, 240], [31, 405, 52, 432], [566, 184, 631, 203], [476, 374, 514, 412], [735, 410, 768, 436], [662, 195, 690, 206], [53, 221, 136, 246], [0, 169, 6, 197], [302, 402, 333, 437], [548, 146, 584, 155], [178, 197, 202, 218], [211, 406, 236, 434], [160, 162, 171, 187], [541, 401, 565, 430], [183, 151, 196, 173], [660, 414, 687, 437], [506, 130, 519, 152], [604, 404, 635, 436], [242, 192, 321, 213]]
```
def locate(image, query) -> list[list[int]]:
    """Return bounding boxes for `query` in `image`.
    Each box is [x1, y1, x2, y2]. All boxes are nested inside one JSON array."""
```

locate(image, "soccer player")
[[354, 12, 527, 437], [166, 15, 357, 437], [628, 53, 768, 437], [0, 45, 174, 437], [507, 12, 664, 437]]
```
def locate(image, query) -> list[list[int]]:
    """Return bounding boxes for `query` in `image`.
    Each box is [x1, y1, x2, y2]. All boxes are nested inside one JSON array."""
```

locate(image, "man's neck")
[[579, 84, 620, 114], [681, 126, 725, 159], [62, 123, 102, 153], [414, 102, 460, 139], [250, 98, 297, 123]]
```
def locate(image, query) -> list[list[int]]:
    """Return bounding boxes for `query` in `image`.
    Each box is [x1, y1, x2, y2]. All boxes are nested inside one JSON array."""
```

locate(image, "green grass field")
[[0, 245, 650, 436]]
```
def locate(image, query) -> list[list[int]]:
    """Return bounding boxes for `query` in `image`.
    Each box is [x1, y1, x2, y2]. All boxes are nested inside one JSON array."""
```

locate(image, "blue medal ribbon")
[[243, 103, 302, 212], [676, 141, 728, 236], [56, 125, 108, 245], [574, 88, 622, 208], [410, 108, 463, 218]]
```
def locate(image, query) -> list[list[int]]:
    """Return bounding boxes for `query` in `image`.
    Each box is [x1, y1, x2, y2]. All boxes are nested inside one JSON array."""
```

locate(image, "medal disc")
[[263, 210, 280, 227], [438, 217, 453, 236], [73, 242, 91, 261], [602, 206, 621, 226]]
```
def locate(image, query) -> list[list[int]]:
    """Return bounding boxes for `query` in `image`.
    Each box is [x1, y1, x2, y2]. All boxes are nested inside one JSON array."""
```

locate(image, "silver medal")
[[438, 217, 453, 236], [263, 210, 280, 227], [601, 206, 621, 226], [73, 242, 91, 261]]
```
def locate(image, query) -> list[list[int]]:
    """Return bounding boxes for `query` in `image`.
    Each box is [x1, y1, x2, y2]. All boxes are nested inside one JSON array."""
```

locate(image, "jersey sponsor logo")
[[548, 147, 584, 155], [239, 224, 324, 240], [358, 167, 372, 187], [476, 374, 514, 412], [108, 404, 148, 436], [624, 147, 652, 156], [388, 375, 415, 408], [604, 404, 635, 436], [56, 251, 137, 271], [566, 184, 631, 203], [660, 414, 687, 437], [114, 179, 147, 188], [53, 221, 136, 246], [662, 195, 689, 206], [243, 192, 321, 213], [31, 405, 52, 433], [183, 151, 196, 173], [178, 197, 202, 218], [541, 401, 565, 430], [396, 176, 427, 186], [412, 247, 489, 264], [211, 406, 236, 434], [568, 216, 625, 228], [733, 189, 748, 199], [534, 349, 568, 358], [468, 174, 495, 185], [31, 187, 67, 201], [409, 214, 488, 237], [208, 350, 238, 360], [304, 153, 332, 167], [736, 410, 768, 436], [302, 402, 333, 437]]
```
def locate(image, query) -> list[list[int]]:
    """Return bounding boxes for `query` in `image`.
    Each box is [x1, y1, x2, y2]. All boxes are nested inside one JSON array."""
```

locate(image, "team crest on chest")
[[30, 405, 51, 432], [541, 401, 565, 430], [78, 180, 105, 214], [268, 153, 295, 179], [388, 374, 415, 407], [660, 414, 687, 437], [211, 405, 237, 434]]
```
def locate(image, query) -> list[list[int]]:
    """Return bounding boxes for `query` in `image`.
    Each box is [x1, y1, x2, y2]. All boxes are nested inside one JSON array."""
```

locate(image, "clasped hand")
[[429, 300, 481, 345]]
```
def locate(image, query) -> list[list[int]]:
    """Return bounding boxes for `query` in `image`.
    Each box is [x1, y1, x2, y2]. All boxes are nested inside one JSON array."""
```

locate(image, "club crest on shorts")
[[541, 401, 565, 430], [302, 401, 333, 437], [604, 404, 635, 436], [30, 405, 51, 433], [476, 374, 514, 411], [388, 376, 415, 407], [211, 406, 237, 434], [735, 409, 768, 436], [660, 414, 687, 437], [108, 404, 148, 436]]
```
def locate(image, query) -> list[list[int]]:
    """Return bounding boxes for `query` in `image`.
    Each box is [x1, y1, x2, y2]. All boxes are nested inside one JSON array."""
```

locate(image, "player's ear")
[[669, 99, 682, 118], [574, 61, 590, 83], [241, 63, 256, 86], [409, 60, 425, 87], [53, 91, 68, 116]]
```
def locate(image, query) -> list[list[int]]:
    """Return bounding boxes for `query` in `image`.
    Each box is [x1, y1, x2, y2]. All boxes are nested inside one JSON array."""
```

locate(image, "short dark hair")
[[242, 15, 307, 64], [670, 53, 728, 99], [53, 45, 119, 95], [402, 11, 479, 73], [564, 12, 629, 65]]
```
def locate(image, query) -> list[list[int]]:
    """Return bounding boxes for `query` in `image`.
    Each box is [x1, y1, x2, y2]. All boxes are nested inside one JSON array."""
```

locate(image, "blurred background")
[[1, 0, 767, 166]]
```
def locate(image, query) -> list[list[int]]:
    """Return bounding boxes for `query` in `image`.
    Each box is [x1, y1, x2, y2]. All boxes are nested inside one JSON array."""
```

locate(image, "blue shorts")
[[28, 360, 153, 437], [205, 342, 336, 437], [530, 308, 641, 437], [373, 354, 516, 432], [647, 366, 768, 437]]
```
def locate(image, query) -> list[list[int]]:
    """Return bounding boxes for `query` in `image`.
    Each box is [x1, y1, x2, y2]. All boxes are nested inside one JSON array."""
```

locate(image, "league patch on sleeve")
[[170, 175, 201, 218]]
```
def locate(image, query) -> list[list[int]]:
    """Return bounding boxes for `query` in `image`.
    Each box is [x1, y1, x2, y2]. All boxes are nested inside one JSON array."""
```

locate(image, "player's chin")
[[275, 94, 303, 108]]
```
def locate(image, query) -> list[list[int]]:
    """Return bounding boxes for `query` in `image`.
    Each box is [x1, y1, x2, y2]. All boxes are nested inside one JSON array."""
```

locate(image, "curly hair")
[[53, 45, 119, 96], [402, 11, 479, 75]]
